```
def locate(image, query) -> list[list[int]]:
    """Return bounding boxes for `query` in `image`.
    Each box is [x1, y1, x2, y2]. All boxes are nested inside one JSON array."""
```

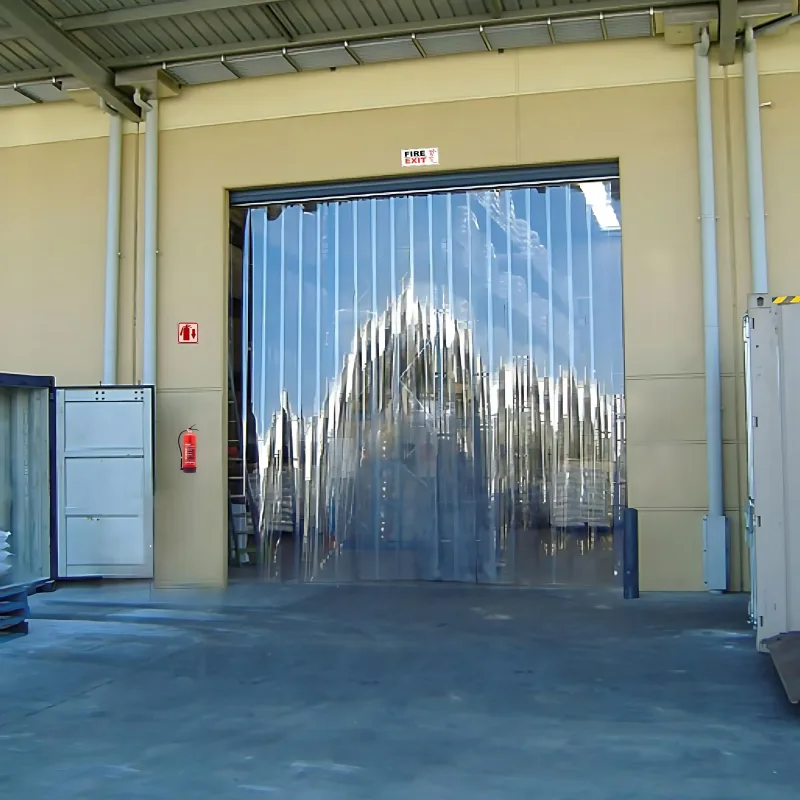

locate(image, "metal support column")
[[138, 90, 159, 387], [694, 28, 729, 591], [743, 25, 769, 295], [102, 108, 123, 385]]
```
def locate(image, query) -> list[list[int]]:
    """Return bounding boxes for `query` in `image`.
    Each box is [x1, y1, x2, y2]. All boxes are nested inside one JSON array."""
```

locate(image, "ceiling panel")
[[484, 21, 551, 49], [551, 17, 604, 43], [36, 0, 185, 18], [1, 0, 663, 91], [392, 0, 425, 24], [72, 28, 126, 60], [0, 39, 58, 74], [226, 50, 296, 77], [416, 29, 487, 57], [20, 79, 70, 101], [605, 11, 653, 39], [288, 43, 358, 69], [0, 85, 35, 105], [347, 36, 421, 63], [35, 0, 137, 19], [278, 0, 347, 36], [168, 58, 239, 84]]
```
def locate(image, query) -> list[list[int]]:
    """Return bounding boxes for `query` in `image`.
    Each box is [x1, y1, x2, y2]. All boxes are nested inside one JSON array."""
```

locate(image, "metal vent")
[[0, 86, 35, 107], [60, 77, 87, 91], [484, 22, 551, 50], [605, 12, 652, 39], [168, 60, 238, 85], [287, 45, 357, 71], [226, 52, 296, 78], [551, 17, 604, 43], [19, 81, 68, 102], [415, 29, 487, 57], [347, 37, 421, 64]]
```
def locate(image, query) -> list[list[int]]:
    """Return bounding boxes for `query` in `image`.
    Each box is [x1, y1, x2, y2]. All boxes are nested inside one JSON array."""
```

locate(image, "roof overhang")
[[0, 0, 796, 112]]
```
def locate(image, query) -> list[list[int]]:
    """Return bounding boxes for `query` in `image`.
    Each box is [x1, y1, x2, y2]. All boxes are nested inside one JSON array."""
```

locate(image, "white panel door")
[[57, 387, 154, 578]]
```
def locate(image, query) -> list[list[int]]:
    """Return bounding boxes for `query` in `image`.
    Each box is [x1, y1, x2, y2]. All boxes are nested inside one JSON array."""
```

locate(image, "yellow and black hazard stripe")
[[772, 296, 800, 305]]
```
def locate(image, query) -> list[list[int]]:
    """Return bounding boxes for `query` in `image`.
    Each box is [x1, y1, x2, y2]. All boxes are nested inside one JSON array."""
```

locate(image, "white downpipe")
[[102, 109, 123, 385], [694, 29, 724, 520], [743, 26, 769, 295], [694, 28, 728, 590], [136, 88, 159, 387]]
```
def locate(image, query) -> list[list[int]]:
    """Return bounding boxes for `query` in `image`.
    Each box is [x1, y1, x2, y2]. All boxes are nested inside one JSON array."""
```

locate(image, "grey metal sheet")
[[151, 16, 218, 49], [347, 36, 421, 63], [202, 7, 283, 41], [108, 20, 180, 55], [605, 11, 652, 39], [416, 29, 487, 56], [279, 0, 357, 36], [72, 29, 126, 60], [227, 50, 296, 76], [84, 9, 285, 61], [551, 17, 604, 43], [288, 43, 357, 69], [765, 633, 800, 704], [168, 58, 238, 83], [229, 5, 286, 38], [427, 0, 484, 18], [0, 39, 58, 73], [513, 0, 561, 8], [0, 85, 35, 105], [392, 0, 425, 23], [484, 21, 551, 49], [36, 0, 156, 19], [19, 79, 70, 101], [271, 2, 316, 37], [333, 0, 391, 28], [276, 0, 488, 36], [0, 0, 662, 87], [166, 12, 228, 45]]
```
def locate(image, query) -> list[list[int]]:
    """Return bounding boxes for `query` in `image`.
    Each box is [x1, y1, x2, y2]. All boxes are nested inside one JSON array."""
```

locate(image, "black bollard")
[[623, 507, 640, 599]]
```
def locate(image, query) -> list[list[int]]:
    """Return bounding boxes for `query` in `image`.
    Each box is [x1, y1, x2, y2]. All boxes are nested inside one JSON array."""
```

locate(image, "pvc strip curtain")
[[241, 181, 625, 584]]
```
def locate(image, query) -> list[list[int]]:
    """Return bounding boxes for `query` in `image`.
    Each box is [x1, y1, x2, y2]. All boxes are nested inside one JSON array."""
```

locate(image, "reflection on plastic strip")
[[236, 181, 626, 585]]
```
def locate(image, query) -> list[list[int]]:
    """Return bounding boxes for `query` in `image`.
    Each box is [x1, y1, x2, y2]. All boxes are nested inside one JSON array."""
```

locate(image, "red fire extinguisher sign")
[[179, 426, 198, 472]]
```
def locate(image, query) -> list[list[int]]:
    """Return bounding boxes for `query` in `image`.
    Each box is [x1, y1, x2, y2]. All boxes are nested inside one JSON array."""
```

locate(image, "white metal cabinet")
[[56, 387, 154, 579], [745, 296, 800, 651]]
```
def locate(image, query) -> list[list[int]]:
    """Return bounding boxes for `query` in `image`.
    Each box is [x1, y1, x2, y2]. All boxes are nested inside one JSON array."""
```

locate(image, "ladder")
[[227, 363, 260, 567]]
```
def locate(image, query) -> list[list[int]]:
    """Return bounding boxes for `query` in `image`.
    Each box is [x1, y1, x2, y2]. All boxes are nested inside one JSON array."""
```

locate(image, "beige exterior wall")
[[2, 31, 800, 590]]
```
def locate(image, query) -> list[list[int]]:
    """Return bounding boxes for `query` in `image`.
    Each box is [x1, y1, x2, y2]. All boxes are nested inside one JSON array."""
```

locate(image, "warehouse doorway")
[[228, 165, 625, 585]]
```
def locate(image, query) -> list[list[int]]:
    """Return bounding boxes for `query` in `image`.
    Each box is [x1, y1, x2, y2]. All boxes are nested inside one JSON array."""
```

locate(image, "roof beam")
[[0, 0, 140, 120], [0, 23, 20, 40], [718, 0, 739, 64]]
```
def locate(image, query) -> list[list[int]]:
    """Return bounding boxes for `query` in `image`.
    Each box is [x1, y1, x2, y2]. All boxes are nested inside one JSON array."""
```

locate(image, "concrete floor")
[[1, 582, 798, 799]]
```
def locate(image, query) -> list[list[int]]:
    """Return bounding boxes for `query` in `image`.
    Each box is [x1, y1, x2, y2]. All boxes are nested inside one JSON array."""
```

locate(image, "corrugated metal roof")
[[0, 37, 59, 73], [36, 0, 185, 18], [0, 0, 762, 107], [73, 9, 285, 61], [278, 0, 498, 36]]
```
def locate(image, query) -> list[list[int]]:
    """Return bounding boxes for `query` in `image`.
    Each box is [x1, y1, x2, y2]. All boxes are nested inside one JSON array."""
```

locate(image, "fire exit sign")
[[401, 148, 439, 167]]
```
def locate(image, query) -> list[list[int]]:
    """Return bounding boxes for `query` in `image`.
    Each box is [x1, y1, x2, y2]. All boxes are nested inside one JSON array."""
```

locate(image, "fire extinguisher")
[[178, 425, 198, 473]]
